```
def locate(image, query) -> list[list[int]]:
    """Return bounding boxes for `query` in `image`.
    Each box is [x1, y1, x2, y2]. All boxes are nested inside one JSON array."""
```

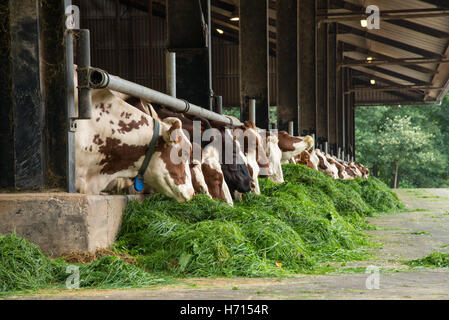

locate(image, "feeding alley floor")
[[5, 189, 449, 300]]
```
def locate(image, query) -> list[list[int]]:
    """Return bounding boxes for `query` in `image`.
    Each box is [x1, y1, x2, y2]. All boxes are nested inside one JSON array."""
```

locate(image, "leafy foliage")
[[356, 96, 449, 188]]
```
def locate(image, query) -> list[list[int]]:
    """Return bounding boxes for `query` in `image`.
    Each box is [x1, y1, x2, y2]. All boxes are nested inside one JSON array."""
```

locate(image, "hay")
[[61, 248, 136, 265]]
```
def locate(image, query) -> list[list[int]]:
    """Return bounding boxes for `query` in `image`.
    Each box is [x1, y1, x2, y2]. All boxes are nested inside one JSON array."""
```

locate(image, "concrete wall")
[[0, 193, 143, 256]]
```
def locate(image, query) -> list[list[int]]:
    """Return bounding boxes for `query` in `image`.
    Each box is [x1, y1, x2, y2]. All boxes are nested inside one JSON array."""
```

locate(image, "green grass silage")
[[405, 252, 449, 268], [0, 234, 165, 294], [1, 164, 404, 293], [116, 164, 404, 277]]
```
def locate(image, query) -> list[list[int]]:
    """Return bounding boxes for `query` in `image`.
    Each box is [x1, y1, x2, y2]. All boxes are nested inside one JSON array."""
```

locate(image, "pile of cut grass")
[[405, 252, 449, 268], [116, 164, 403, 277], [0, 234, 165, 294], [1, 164, 404, 292], [0, 234, 67, 293]]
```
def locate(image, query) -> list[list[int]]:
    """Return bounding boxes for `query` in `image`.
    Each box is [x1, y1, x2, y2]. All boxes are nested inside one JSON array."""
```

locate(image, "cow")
[[355, 162, 370, 179], [232, 121, 272, 195], [153, 105, 252, 202], [75, 88, 195, 202], [315, 149, 339, 179], [278, 131, 315, 164], [326, 155, 352, 180], [295, 149, 319, 171], [201, 140, 234, 206]]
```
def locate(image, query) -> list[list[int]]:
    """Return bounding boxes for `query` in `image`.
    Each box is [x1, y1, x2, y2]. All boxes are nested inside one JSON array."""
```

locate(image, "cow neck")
[[134, 117, 160, 191]]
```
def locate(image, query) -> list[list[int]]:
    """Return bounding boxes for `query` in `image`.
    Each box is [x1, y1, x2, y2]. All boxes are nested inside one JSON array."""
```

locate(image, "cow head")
[[220, 128, 252, 196], [355, 162, 370, 178], [278, 131, 315, 163], [233, 122, 270, 195], [201, 142, 234, 206], [296, 150, 319, 171], [315, 149, 338, 179]]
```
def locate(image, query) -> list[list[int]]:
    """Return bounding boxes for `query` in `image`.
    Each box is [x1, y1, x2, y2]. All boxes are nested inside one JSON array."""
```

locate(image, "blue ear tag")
[[134, 176, 144, 192]]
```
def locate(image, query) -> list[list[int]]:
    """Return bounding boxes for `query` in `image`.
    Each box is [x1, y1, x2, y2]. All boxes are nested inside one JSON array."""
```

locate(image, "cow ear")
[[162, 117, 183, 144]]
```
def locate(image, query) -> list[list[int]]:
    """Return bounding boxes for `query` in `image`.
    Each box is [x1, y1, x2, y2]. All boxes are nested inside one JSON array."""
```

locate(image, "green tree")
[[376, 116, 436, 188], [355, 96, 449, 188]]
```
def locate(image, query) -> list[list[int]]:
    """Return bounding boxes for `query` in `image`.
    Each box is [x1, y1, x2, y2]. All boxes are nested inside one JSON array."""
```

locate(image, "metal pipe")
[[214, 95, 223, 115], [89, 68, 242, 127], [340, 59, 449, 67], [346, 86, 444, 93], [249, 99, 256, 124], [65, 0, 76, 193], [166, 51, 176, 97], [324, 142, 328, 155], [338, 147, 341, 159], [76, 29, 92, 119], [288, 121, 294, 136], [319, 11, 449, 23]]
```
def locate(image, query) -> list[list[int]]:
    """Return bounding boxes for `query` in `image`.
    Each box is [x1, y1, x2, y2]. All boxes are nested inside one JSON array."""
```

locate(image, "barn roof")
[[121, 0, 449, 106]]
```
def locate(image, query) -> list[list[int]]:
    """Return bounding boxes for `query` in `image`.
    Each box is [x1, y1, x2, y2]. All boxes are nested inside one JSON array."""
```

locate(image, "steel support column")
[[239, 0, 270, 129], [316, 0, 329, 146], [298, 0, 316, 136], [328, 23, 338, 155], [167, 0, 213, 109], [276, 0, 298, 134], [2, 0, 45, 190], [40, 0, 76, 191], [337, 41, 345, 153]]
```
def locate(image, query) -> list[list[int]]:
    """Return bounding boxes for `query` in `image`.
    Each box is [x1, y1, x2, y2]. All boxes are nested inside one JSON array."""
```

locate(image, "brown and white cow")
[[153, 107, 252, 203], [296, 149, 319, 171], [355, 162, 370, 179], [326, 156, 351, 180], [315, 149, 338, 179], [278, 131, 315, 164], [233, 121, 272, 195], [75, 88, 195, 202]]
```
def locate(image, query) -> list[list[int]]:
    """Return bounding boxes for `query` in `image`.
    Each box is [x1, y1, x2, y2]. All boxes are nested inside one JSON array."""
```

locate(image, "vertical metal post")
[[288, 121, 294, 136], [76, 29, 92, 119], [341, 150, 345, 161], [214, 96, 223, 115], [338, 147, 341, 159], [325, 142, 328, 155], [312, 133, 316, 148], [65, 0, 76, 193], [166, 51, 176, 97], [249, 98, 256, 124]]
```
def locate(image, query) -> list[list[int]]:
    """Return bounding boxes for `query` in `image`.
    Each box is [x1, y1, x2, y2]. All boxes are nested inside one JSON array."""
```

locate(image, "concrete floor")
[[6, 189, 449, 300]]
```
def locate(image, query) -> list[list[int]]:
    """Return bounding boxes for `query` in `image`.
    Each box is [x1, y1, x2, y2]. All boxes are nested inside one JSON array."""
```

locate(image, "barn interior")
[[0, 0, 449, 255]]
